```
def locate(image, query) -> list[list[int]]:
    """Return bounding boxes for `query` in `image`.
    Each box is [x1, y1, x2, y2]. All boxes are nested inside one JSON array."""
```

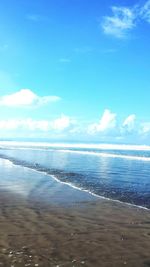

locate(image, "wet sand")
[[0, 190, 150, 267]]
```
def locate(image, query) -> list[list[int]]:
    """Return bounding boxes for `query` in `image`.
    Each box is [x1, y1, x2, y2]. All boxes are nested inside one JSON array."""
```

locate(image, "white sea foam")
[[50, 174, 149, 211], [57, 149, 150, 162], [1, 141, 150, 161], [1, 141, 150, 151]]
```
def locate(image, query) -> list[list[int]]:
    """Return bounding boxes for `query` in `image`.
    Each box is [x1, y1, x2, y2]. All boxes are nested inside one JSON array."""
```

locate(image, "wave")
[[1, 141, 150, 151], [58, 149, 150, 162], [1, 141, 150, 162], [50, 174, 149, 210]]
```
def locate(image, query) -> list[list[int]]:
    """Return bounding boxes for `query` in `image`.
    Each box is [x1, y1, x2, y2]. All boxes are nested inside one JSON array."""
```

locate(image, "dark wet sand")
[[0, 190, 150, 267]]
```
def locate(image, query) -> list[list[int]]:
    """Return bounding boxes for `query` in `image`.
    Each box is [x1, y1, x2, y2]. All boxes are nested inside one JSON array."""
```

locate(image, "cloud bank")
[[0, 89, 60, 107], [87, 109, 150, 143], [0, 107, 150, 143], [0, 115, 74, 133]]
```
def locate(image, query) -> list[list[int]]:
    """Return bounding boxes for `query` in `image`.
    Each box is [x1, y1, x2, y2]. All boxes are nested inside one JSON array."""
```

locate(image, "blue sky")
[[0, 0, 150, 144]]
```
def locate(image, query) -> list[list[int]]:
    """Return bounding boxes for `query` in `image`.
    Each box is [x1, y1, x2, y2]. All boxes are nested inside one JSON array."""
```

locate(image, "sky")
[[0, 0, 150, 144]]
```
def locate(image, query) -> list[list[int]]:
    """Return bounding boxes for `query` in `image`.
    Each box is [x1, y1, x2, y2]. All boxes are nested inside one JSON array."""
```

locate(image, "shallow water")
[[0, 142, 150, 209]]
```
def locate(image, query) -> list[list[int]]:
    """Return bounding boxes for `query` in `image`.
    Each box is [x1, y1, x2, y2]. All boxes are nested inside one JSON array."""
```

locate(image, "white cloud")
[[0, 89, 60, 107], [102, 6, 136, 38], [140, 0, 150, 23], [140, 122, 150, 135], [101, 1, 150, 38], [0, 110, 150, 143], [21, 119, 50, 131], [122, 114, 136, 132], [0, 119, 49, 132], [88, 109, 116, 134], [0, 120, 20, 130], [0, 115, 74, 133], [51, 114, 72, 131]]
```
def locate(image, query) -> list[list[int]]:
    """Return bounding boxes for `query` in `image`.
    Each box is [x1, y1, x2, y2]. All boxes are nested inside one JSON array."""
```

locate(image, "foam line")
[[50, 174, 149, 211], [1, 146, 150, 162], [57, 149, 150, 162], [1, 141, 150, 151]]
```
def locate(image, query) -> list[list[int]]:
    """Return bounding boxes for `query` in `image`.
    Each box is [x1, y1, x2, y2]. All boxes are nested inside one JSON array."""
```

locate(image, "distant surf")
[[1, 140, 150, 151], [57, 149, 150, 161]]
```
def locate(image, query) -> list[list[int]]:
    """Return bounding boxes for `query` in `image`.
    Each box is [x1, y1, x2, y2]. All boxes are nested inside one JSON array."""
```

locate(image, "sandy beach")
[[0, 188, 150, 267]]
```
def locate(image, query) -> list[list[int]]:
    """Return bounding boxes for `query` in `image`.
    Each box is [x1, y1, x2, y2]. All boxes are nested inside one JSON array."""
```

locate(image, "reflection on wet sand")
[[0, 158, 150, 267]]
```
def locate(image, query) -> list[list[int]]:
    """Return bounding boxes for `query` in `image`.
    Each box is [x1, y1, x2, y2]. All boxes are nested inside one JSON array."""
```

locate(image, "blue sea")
[[0, 141, 150, 209]]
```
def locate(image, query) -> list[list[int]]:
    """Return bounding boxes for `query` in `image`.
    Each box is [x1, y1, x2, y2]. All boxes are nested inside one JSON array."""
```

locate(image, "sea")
[[0, 141, 150, 209]]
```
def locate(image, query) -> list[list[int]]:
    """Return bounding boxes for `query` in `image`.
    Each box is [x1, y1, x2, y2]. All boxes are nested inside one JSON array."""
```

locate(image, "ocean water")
[[0, 141, 150, 209]]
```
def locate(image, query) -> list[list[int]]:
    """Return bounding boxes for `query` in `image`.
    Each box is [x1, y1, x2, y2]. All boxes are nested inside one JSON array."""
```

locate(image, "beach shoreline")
[[0, 189, 150, 267], [0, 156, 150, 266]]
